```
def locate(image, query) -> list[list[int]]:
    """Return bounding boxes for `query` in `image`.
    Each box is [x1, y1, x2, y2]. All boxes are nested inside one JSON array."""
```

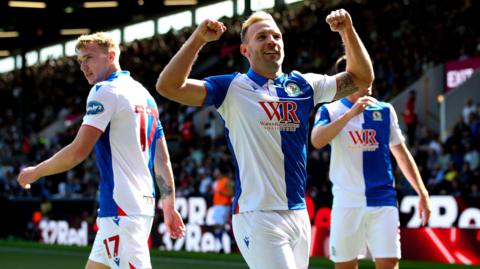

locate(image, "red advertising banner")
[[402, 228, 480, 265], [311, 227, 480, 265], [308, 195, 480, 265], [444, 57, 480, 92]]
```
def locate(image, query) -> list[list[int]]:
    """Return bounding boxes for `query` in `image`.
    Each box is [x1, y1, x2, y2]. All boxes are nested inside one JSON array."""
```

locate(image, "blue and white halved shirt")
[[314, 98, 405, 208], [204, 68, 336, 213], [83, 71, 162, 217]]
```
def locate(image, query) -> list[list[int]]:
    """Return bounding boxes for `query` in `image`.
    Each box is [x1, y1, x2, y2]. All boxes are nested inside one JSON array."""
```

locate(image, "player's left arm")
[[154, 136, 185, 239], [390, 143, 431, 226], [327, 9, 374, 99], [17, 125, 101, 189]]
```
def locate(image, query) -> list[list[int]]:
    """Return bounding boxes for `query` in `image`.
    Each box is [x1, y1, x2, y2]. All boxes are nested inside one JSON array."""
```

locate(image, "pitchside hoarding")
[[3, 195, 478, 265], [309, 195, 480, 265]]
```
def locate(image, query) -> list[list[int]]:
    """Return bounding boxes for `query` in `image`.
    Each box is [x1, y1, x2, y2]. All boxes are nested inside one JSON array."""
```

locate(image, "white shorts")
[[329, 206, 401, 263], [89, 216, 153, 269], [232, 210, 311, 269]]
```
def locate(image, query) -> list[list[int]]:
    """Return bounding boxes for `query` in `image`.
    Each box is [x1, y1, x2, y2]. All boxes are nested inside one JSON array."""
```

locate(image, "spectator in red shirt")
[[404, 90, 418, 146]]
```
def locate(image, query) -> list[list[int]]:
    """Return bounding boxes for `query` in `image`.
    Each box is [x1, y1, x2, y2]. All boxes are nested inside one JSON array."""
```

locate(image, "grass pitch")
[[0, 240, 475, 269]]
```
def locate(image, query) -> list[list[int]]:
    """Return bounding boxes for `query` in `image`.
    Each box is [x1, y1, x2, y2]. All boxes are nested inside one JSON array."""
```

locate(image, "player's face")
[[242, 20, 284, 73], [77, 43, 112, 85]]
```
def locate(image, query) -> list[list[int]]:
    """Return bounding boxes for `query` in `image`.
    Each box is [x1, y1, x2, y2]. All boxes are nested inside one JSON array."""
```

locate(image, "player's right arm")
[[17, 125, 101, 189], [311, 97, 374, 149], [156, 19, 227, 106]]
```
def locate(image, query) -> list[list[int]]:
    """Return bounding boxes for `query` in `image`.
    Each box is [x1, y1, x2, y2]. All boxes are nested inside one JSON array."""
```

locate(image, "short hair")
[[241, 11, 276, 43], [335, 55, 347, 73], [75, 32, 119, 57]]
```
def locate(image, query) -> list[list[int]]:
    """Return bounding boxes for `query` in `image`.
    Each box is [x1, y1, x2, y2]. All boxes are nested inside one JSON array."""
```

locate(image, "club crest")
[[372, 111, 383, 121], [284, 82, 302, 97]]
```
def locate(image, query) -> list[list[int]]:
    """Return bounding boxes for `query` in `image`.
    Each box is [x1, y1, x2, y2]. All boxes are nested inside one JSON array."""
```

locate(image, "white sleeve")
[[82, 85, 117, 132], [388, 103, 406, 146], [302, 72, 337, 104]]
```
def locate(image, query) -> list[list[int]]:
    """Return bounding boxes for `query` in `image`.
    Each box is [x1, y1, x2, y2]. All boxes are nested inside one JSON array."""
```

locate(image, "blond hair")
[[241, 11, 276, 43], [75, 32, 119, 58]]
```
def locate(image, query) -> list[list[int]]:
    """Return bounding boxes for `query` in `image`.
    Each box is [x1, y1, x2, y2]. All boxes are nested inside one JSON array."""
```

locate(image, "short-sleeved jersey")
[[204, 68, 336, 214], [82, 71, 163, 217], [314, 98, 405, 208]]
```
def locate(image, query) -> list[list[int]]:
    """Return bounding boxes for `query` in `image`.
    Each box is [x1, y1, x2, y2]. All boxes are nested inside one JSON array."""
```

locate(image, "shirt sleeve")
[[302, 73, 337, 104], [313, 105, 331, 127], [156, 119, 164, 138], [388, 103, 406, 146], [203, 73, 238, 108], [147, 96, 164, 138], [82, 84, 117, 132]]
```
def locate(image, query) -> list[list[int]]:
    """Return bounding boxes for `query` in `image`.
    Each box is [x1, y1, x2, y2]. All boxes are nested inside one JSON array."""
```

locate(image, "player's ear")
[[108, 50, 116, 63], [240, 44, 249, 58]]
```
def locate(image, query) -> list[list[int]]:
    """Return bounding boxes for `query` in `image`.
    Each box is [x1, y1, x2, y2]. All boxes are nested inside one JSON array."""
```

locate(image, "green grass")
[[0, 240, 476, 269]]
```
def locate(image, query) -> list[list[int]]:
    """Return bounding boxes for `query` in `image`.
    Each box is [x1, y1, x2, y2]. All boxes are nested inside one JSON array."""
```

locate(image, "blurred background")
[[0, 0, 479, 266]]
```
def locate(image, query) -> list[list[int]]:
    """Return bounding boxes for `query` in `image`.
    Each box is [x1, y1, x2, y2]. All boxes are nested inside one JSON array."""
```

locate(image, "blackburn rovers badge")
[[284, 82, 302, 97]]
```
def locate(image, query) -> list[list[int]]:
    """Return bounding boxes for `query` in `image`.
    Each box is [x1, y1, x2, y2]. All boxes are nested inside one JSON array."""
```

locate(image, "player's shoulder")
[[374, 99, 395, 111], [369, 99, 399, 119], [205, 72, 243, 90], [92, 79, 118, 93], [287, 70, 311, 82], [207, 71, 242, 81], [98, 74, 147, 93], [322, 99, 342, 110], [290, 70, 328, 81], [283, 70, 323, 92]]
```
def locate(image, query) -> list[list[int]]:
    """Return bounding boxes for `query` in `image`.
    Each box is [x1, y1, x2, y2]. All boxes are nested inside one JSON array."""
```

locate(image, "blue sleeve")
[[146, 96, 163, 138], [313, 105, 331, 127], [156, 119, 164, 138], [203, 73, 238, 108]]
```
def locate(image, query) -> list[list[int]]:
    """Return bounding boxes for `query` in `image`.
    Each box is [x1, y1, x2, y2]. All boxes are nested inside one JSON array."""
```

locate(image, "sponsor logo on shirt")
[[348, 129, 379, 151], [259, 101, 300, 132], [86, 101, 104, 115]]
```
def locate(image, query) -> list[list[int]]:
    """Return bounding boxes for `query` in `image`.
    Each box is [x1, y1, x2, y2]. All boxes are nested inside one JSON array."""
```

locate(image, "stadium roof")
[[0, 0, 224, 57]]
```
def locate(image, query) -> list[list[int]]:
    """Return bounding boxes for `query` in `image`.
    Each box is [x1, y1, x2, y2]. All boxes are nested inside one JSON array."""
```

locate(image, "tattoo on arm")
[[157, 177, 173, 199], [335, 72, 359, 99]]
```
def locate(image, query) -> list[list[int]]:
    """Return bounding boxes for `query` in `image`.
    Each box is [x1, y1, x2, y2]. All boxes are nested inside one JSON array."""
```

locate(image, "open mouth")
[[265, 51, 278, 55]]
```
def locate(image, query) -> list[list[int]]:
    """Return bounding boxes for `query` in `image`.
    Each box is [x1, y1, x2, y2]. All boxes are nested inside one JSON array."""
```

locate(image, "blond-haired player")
[[17, 32, 185, 269]]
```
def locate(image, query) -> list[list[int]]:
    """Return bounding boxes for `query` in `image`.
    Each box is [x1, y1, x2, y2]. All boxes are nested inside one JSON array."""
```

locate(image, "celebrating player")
[[156, 9, 373, 269]]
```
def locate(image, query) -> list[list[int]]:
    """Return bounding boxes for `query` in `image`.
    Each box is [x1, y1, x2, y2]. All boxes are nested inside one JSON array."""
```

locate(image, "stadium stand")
[[0, 0, 479, 211]]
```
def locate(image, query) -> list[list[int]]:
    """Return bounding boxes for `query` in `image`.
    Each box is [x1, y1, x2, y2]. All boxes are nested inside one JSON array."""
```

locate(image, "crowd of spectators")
[[0, 0, 479, 210]]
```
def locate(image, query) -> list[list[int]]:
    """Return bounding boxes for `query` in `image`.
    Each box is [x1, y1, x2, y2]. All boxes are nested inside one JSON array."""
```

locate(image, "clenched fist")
[[326, 9, 353, 33], [193, 19, 227, 43]]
